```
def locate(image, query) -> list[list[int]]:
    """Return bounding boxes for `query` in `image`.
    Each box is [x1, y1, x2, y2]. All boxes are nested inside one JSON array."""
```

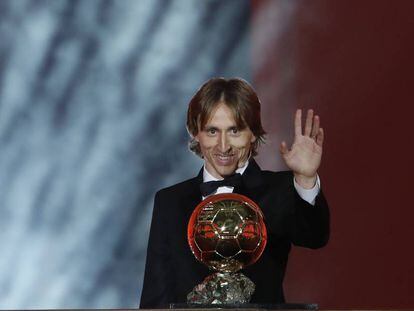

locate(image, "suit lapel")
[[182, 168, 203, 217], [234, 159, 266, 200]]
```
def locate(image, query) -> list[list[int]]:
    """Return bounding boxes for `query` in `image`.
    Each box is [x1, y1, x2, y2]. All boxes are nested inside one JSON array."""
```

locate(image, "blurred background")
[[0, 0, 413, 309]]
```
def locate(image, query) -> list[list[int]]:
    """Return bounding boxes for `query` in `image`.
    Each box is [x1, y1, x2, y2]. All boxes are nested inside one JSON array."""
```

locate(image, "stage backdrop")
[[0, 0, 250, 308], [253, 0, 414, 309], [0, 0, 413, 309]]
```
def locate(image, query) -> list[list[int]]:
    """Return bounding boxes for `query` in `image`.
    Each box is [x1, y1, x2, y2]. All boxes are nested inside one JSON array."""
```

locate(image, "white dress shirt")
[[202, 160, 320, 205]]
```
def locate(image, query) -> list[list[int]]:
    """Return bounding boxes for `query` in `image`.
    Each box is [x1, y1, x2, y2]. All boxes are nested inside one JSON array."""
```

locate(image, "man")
[[140, 78, 329, 308]]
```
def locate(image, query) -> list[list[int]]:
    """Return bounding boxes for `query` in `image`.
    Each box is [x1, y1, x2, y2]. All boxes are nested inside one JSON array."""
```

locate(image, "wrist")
[[294, 173, 317, 189]]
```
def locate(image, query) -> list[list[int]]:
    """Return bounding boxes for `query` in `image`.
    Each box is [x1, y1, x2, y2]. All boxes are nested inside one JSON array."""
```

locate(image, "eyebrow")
[[203, 125, 240, 131], [203, 125, 218, 131]]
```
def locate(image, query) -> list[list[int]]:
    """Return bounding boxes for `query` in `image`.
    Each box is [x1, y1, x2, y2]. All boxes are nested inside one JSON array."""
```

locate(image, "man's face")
[[195, 102, 256, 179]]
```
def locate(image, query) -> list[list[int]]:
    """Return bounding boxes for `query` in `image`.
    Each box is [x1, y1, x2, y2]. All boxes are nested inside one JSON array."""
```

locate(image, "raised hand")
[[279, 109, 324, 189]]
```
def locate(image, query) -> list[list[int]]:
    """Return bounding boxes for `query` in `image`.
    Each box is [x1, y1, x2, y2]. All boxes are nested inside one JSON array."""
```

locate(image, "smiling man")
[[193, 102, 257, 179], [140, 78, 330, 308]]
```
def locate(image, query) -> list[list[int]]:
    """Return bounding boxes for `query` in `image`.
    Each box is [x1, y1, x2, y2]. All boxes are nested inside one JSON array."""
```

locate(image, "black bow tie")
[[200, 173, 243, 197]]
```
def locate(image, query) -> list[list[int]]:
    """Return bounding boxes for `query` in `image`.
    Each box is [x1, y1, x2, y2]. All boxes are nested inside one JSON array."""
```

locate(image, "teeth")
[[216, 155, 233, 160]]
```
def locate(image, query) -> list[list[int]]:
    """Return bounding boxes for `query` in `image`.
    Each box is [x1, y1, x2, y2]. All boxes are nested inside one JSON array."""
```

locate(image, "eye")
[[207, 128, 216, 135], [231, 127, 239, 134]]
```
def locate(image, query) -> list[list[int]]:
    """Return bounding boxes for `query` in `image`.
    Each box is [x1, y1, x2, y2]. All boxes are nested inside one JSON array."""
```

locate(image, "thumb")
[[279, 141, 289, 155]]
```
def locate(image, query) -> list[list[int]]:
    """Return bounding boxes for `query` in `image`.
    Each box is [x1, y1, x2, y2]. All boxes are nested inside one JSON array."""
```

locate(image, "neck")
[[203, 161, 249, 182]]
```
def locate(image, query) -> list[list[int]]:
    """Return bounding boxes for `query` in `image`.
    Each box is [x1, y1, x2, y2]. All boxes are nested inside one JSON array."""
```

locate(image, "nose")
[[218, 132, 230, 152]]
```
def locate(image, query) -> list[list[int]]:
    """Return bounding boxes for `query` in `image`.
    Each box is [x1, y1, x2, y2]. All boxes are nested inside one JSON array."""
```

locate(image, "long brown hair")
[[187, 77, 266, 157]]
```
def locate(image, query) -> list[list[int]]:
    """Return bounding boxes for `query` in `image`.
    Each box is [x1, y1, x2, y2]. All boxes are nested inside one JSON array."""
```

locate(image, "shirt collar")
[[203, 160, 249, 182]]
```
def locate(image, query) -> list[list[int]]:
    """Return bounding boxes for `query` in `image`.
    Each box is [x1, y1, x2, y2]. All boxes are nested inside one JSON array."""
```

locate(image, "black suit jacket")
[[140, 160, 329, 308]]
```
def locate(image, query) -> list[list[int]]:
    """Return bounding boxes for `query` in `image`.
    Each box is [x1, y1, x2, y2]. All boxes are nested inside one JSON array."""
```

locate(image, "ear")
[[251, 135, 257, 143]]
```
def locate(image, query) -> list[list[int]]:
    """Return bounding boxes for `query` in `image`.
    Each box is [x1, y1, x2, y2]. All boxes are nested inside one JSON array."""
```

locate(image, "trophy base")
[[171, 303, 318, 310], [187, 272, 255, 305]]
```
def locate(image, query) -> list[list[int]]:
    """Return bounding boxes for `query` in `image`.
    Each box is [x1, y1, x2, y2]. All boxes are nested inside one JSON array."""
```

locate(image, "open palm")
[[280, 109, 324, 186]]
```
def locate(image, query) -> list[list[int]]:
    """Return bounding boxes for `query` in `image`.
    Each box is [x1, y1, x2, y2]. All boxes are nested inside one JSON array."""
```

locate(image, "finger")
[[316, 128, 324, 146], [311, 115, 320, 138], [279, 141, 289, 155], [304, 109, 314, 136], [294, 109, 302, 136]]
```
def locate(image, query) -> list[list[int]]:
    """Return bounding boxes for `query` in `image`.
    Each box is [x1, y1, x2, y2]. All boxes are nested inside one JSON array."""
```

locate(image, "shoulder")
[[246, 160, 293, 188], [155, 176, 199, 200], [261, 169, 294, 187], [261, 169, 293, 179]]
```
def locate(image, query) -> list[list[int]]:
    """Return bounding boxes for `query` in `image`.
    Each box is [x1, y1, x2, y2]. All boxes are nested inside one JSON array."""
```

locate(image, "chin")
[[216, 166, 238, 177]]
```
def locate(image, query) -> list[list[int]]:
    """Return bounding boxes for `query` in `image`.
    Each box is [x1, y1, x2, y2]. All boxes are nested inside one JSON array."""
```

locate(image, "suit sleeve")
[[289, 185, 330, 249], [140, 191, 173, 308]]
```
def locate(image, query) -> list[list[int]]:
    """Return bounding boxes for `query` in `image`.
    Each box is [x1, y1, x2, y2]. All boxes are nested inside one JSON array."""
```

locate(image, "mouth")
[[214, 153, 235, 166]]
